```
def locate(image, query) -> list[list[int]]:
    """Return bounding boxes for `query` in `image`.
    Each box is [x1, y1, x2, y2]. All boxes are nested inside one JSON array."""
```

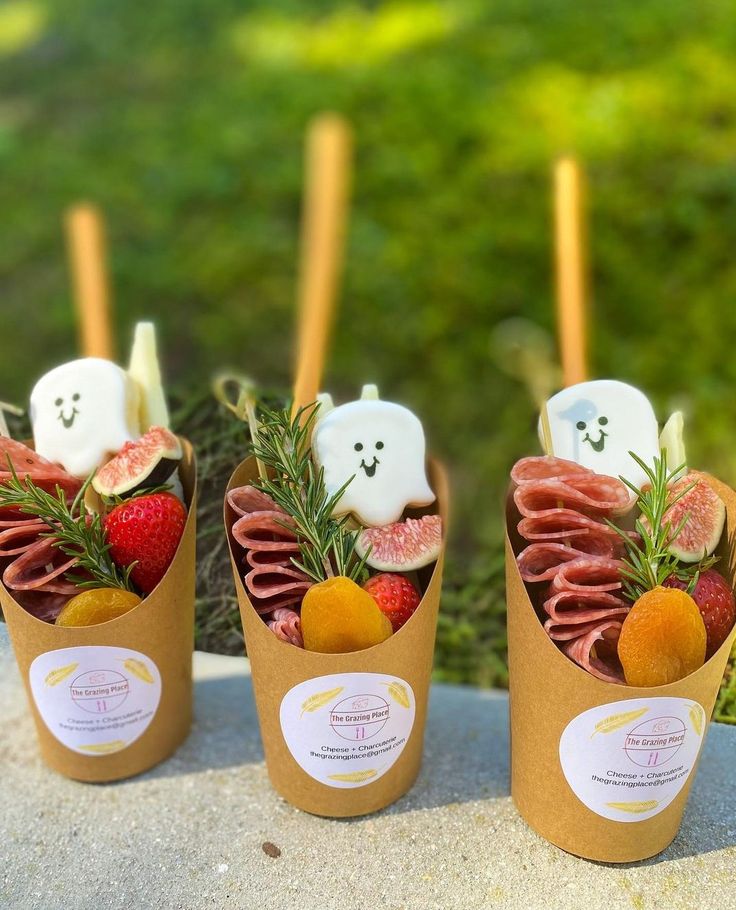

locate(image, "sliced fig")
[[92, 426, 182, 497], [356, 514, 442, 571], [664, 471, 725, 563]]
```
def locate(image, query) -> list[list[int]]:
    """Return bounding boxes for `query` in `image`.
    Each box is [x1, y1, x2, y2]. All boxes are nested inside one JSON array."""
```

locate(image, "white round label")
[[559, 696, 706, 822], [29, 646, 162, 756], [280, 672, 416, 789]]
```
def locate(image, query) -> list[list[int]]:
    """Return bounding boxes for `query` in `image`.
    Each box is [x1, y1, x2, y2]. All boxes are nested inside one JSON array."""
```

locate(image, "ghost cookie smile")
[[578, 416, 608, 453], [56, 393, 80, 429], [355, 441, 383, 478], [360, 456, 379, 477]]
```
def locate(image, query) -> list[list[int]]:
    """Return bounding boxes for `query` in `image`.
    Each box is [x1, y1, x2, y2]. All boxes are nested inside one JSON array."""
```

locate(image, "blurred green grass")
[[2, 0, 736, 712]]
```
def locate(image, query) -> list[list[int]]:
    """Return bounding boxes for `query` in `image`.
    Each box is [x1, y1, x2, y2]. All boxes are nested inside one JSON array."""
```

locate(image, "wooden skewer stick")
[[65, 203, 115, 360], [291, 114, 352, 418], [554, 156, 588, 388], [539, 400, 554, 457]]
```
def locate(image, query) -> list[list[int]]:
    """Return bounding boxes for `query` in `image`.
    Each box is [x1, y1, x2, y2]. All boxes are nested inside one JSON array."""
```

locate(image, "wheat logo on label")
[[280, 672, 416, 788], [559, 696, 706, 822], [29, 645, 162, 756]]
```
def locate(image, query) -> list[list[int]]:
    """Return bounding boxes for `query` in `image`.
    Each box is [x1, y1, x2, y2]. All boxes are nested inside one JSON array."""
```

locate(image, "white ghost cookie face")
[[31, 358, 141, 477], [312, 387, 435, 527], [542, 380, 660, 490]]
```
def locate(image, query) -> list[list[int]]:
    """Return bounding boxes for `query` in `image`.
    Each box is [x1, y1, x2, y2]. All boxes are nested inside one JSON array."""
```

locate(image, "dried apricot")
[[56, 588, 142, 627], [301, 576, 393, 653], [618, 586, 706, 686]]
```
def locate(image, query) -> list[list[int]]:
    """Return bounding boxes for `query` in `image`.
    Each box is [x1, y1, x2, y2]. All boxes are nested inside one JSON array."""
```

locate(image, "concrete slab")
[[1, 624, 735, 910]]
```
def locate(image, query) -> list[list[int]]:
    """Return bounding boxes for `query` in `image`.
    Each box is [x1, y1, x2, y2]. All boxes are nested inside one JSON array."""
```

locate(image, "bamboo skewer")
[[65, 203, 114, 360], [554, 156, 588, 388], [291, 114, 352, 417]]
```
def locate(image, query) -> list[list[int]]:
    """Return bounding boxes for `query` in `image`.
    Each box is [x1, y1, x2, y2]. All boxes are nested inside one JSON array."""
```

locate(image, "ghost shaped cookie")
[[30, 358, 141, 477], [312, 385, 435, 527], [542, 379, 660, 490]]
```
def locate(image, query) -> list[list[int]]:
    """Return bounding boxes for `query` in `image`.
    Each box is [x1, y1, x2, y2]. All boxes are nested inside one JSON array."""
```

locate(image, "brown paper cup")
[[0, 440, 197, 783], [505, 472, 736, 863], [225, 455, 447, 817]]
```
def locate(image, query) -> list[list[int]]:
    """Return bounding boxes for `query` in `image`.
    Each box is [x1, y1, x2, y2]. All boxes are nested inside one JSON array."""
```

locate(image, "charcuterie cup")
[[505, 473, 736, 863], [0, 441, 196, 783], [225, 454, 447, 817]]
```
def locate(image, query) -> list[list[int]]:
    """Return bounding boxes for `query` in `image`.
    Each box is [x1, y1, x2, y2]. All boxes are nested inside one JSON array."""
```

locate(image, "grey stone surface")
[[1, 622, 735, 910]]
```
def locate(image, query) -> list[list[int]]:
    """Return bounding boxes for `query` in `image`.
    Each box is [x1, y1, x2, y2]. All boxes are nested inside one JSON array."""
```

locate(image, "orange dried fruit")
[[301, 576, 393, 653], [56, 588, 142, 627], [618, 586, 706, 687]]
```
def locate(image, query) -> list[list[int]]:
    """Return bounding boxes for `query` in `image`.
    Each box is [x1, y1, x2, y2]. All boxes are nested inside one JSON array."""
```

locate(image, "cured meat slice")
[[266, 607, 304, 648], [3, 536, 79, 596], [0, 438, 81, 497], [0, 518, 47, 556], [516, 544, 608, 583], [511, 455, 594, 485], [514, 479, 631, 519], [517, 509, 624, 542], [543, 590, 630, 639], [243, 550, 312, 614], [549, 558, 624, 594], [561, 620, 625, 684], [227, 485, 281, 518], [232, 511, 299, 551]]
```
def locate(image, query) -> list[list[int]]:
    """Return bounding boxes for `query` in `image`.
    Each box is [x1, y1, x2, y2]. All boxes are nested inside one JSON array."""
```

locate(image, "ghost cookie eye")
[[376, 441, 384, 450], [598, 416, 608, 425], [354, 443, 363, 451], [576, 421, 586, 430]]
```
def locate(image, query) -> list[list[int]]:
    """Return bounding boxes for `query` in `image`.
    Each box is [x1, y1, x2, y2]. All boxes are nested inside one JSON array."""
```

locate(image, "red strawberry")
[[105, 492, 187, 594], [664, 569, 736, 658], [363, 573, 420, 632]]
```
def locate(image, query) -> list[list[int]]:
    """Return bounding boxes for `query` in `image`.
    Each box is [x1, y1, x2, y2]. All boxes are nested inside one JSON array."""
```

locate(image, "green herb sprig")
[[0, 463, 135, 591], [608, 451, 716, 602], [251, 402, 370, 584]]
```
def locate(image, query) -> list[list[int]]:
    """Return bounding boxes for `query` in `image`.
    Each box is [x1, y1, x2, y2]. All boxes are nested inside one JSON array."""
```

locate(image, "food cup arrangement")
[[225, 386, 446, 817], [506, 379, 736, 862], [0, 323, 196, 782]]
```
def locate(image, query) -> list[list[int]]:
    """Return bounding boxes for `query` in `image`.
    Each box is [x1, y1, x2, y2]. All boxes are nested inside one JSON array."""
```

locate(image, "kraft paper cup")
[[0, 440, 197, 783], [505, 472, 736, 863], [225, 454, 447, 817]]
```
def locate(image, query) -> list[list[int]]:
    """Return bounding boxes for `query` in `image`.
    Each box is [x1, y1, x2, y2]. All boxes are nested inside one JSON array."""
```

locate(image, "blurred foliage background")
[[2, 0, 736, 710]]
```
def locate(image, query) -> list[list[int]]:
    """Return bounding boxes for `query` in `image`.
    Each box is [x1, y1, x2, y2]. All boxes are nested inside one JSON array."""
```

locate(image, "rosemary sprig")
[[251, 403, 370, 584], [608, 451, 716, 602], [0, 462, 135, 591]]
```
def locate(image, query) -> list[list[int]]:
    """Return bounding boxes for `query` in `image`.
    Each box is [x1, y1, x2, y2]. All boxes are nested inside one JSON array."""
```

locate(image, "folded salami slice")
[[227, 485, 282, 518], [3, 536, 79, 596], [266, 607, 304, 648], [517, 509, 625, 543], [543, 590, 630, 639], [0, 518, 47, 556], [243, 550, 312, 614], [514, 478, 631, 520], [232, 511, 299, 551], [549, 558, 624, 594], [511, 455, 594, 485], [0, 438, 81, 497], [516, 544, 614, 583], [561, 620, 625, 684]]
